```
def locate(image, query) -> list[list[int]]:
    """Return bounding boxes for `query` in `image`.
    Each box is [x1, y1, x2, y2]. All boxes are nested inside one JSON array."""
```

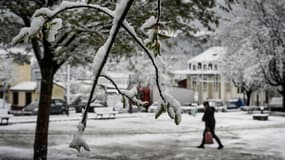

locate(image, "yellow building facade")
[[0, 59, 66, 110], [9, 81, 65, 110]]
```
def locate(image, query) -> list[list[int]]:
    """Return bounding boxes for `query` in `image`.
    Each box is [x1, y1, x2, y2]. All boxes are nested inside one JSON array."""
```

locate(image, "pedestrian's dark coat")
[[202, 107, 216, 129]]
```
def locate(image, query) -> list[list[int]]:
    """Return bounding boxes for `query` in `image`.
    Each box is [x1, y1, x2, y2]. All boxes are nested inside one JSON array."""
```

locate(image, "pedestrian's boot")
[[197, 145, 204, 149], [218, 145, 224, 150]]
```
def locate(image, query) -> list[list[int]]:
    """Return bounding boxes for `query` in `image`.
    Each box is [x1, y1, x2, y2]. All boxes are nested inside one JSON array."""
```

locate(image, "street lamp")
[[1, 82, 7, 109]]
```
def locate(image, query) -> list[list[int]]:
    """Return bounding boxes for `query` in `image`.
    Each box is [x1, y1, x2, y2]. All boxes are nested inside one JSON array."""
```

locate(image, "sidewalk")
[[270, 111, 285, 117]]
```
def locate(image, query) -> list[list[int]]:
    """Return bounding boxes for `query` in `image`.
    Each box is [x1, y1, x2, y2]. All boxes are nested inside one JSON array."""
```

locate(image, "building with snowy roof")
[[8, 81, 65, 110], [170, 46, 243, 104], [0, 52, 67, 110], [169, 46, 273, 106]]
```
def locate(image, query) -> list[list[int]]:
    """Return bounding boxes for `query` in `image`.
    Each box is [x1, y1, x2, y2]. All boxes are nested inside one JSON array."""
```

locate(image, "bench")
[[95, 108, 117, 119], [0, 116, 10, 125], [253, 114, 269, 121]]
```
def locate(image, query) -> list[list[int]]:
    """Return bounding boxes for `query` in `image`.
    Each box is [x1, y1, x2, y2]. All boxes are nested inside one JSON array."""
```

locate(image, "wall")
[[153, 86, 194, 105], [186, 74, 245, 104], [13, 63, 31, 85], [52, 84, 65, 99]]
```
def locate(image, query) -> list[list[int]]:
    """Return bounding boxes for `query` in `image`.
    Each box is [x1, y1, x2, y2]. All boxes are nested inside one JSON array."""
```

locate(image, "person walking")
[[197, 101, 224, 149]]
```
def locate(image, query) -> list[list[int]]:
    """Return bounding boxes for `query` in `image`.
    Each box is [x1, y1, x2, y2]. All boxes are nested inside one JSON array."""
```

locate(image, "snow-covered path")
[[0, 111, 284, 160]]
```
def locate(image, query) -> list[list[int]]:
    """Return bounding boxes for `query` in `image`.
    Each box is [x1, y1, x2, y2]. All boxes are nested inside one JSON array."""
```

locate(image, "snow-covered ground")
[[0, 111, 285, 160]]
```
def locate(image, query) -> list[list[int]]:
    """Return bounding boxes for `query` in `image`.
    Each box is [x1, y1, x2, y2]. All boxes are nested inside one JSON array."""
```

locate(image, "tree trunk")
[[245, 91, 252, 106], [282, 94, 285, 112], [33, 67, 54, 160]]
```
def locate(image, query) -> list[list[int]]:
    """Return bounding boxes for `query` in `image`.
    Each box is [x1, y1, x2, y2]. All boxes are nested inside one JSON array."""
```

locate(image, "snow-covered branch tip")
[[155, 89, 182, 125], [69, 122, 90, 152]]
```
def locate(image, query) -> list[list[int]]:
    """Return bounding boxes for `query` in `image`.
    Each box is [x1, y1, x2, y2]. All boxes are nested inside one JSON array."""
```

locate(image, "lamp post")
[[1, 82, 7, 109], [67, 64, 70, 105]]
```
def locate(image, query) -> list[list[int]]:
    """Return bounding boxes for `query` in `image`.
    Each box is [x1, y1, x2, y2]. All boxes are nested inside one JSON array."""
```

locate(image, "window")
[[203, 64, 207, 70], [237, 86, 244, 93], [214, 76, 219, 91], [226, 82, 231, 92], [25, 92, 32, 105], [192, 77, 197, 89], [189, 63, 191, 70], [13, 92, 19, 105], [237, 87, 241, 93], [198, 63, 202, 70], [214, 64, 218, 70], [208, 63, 213, 70], [193, 65, 196, 70], [203, 77, 207, 91]]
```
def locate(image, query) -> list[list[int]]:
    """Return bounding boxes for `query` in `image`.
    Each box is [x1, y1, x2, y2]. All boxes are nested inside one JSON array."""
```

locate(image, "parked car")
[[226, 98, 244, 109], [196, 104, 205, 112], [180, 103, 201, 114], [148, 102, 160, 113], [208, 99, 227, 112], [70, 95, 87, 113], [74, 98, 107, 113], [72, 85, 108, 113], [22, 98, 68, 115], [268, 97, 283, 111], [240, 105, 259, 113], [181, 104, 192, 114]]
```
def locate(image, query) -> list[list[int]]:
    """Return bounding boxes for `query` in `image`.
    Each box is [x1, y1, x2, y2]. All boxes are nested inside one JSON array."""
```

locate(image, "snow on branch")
[[119, 7, 182, 124], [12, 0, 168, 106], [12, 0, 181, 125], [100, 74, 149, 106], [69, 122, 90, 152], [155, 89, 182, 125], [46, 0, 172, 120], [115, 1, 181, 124], [140, 16, 157, 31], [69, 0, 134, 152], [12, 1, 114, 45], [47, 18, 63, 42]]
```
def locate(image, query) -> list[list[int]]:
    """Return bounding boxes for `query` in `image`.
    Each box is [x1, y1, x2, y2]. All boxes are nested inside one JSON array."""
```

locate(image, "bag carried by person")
[[205, 131, 214, 144]]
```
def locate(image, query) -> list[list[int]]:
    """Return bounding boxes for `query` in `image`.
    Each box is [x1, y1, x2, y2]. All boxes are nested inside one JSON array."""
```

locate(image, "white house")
[[170, 46, 243, 104]]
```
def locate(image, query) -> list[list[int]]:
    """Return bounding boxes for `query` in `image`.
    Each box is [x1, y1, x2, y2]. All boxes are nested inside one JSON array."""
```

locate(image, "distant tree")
[[221, 49, 264, 105], [217, 0, 285, 109], [217, 4, 263, 106], [250, 0, 285, 111]]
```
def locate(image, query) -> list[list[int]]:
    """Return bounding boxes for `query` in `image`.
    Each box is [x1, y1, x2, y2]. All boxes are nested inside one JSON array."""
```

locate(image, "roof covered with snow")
[[10, 81, 37, 91], [188, 46, 226, 63], [10, 81, 65, 91], [106, 72, 130, 78], [169, 69, 220, 75], [54, 81, 65, 89]]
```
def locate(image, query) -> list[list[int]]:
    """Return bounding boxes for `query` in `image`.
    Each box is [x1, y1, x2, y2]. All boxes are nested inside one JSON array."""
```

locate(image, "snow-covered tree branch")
[[100, 74, 148, 106]]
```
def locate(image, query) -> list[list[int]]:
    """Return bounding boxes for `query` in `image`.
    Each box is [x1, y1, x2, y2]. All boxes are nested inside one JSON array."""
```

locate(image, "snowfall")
[[0, 106, 285, 160]]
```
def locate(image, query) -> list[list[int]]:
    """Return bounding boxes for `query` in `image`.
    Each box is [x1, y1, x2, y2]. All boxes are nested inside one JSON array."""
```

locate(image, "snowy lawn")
[[0, 111, 285, 160]]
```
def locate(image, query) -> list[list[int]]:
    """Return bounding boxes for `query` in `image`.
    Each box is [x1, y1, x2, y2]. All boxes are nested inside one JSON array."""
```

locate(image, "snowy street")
[[0, 111, 284, 160]]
